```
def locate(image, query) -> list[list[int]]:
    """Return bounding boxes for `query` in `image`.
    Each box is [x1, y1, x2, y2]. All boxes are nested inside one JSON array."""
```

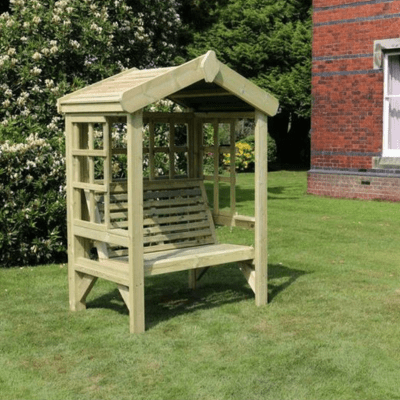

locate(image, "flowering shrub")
[[223, 142, 254, 171], [0, 134, 67, 266], [0, 0, 183, 142], [223, 134, 277, 172]]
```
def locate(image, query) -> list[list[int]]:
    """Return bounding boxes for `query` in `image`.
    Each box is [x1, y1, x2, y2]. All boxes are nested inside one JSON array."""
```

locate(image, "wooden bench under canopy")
[[58, 50, 279, 333]]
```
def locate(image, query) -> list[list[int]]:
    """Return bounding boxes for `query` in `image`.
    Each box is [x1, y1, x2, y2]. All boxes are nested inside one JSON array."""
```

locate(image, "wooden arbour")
[[58, 51, 279, 333]]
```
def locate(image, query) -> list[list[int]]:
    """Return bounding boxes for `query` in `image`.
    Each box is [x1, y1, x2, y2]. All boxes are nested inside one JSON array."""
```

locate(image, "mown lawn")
[[1, 170, 400, 400]]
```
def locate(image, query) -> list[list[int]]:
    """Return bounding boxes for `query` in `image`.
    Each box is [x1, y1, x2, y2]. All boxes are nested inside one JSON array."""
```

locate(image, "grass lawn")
[[2, 170, 400, 399]]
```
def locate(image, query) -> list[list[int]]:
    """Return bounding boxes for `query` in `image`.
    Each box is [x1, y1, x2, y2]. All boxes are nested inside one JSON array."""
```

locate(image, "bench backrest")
[[90, 180, 217, 260]]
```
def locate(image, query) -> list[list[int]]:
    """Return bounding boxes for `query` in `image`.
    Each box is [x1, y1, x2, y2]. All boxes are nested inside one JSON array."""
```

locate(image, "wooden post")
[[103, 120, 112, 229], [254, 110, 268, 306], [127, 110, 145, 333], [66, 118, 96, 311]]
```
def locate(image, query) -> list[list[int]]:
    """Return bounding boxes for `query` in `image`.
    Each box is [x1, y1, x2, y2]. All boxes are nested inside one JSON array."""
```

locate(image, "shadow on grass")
[[86, 263, 307, 330]]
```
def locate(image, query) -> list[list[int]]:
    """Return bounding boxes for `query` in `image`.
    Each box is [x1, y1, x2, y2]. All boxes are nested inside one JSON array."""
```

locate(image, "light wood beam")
[[254, 110, 268, 306], [127, 110, 145, 333]]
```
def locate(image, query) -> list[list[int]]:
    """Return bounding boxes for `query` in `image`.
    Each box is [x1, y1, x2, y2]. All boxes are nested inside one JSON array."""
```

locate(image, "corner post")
[[127, 111, 145, 333], [254, 110, 268, 306]]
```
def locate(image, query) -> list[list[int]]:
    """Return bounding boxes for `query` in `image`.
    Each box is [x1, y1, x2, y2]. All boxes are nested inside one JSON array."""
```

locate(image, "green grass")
[[2, 170, 400, 399]]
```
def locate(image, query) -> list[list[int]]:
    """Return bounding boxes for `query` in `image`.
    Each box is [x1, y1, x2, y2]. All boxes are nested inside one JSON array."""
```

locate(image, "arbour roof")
[[58, 51, 279, 116]]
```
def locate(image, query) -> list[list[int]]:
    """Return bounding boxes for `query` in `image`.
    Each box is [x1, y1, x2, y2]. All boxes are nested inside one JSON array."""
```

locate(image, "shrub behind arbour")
[[0, 0, 183, 143], [0, 134, 66, 267]]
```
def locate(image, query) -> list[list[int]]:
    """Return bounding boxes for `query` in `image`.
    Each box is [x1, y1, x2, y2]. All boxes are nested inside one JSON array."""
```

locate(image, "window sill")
[[373, 156, 400, 169]]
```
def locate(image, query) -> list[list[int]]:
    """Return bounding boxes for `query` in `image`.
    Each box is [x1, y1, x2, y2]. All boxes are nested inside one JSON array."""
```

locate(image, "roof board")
[[58, 51, 279, 116]]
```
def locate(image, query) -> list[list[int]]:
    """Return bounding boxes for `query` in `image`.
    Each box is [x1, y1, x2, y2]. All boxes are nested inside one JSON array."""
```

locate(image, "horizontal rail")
[[72, 149, 107, 157], [74, 223, 129, 247], [72, 182, 108, 192]]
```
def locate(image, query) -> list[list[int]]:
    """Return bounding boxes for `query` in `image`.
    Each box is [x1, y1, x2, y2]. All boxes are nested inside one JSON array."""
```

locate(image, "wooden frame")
[[59, 51, 278, 333]]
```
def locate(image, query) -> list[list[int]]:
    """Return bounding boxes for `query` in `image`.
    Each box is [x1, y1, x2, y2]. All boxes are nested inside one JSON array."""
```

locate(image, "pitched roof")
[[58, 51, 279, 116]]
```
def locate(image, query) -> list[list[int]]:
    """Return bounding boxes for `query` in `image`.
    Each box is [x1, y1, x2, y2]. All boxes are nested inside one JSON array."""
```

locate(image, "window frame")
[[383, 51, 400, 157]]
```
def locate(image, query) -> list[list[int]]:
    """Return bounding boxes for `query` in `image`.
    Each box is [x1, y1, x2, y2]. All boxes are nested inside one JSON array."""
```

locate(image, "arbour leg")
[[254, 110, 268, 306], [127, 111, 145, 333], [69, 271, 97, 311]]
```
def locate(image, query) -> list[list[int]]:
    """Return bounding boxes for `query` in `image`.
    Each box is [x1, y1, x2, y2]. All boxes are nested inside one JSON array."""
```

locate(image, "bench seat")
[[76, 243, 254, 287]]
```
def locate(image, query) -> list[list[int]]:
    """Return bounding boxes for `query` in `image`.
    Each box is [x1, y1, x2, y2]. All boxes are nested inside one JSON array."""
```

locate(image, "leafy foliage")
[[186, 0, 312, 118], [0, 0, 183, 142], [0, 135, 66, 266]]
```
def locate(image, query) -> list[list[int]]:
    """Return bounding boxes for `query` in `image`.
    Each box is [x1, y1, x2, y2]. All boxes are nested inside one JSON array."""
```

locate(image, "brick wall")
[[308, 170, 400, 201], [309, 0, 400, 200]]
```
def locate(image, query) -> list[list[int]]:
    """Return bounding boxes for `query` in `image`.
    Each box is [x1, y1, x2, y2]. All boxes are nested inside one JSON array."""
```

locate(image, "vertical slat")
[[169, 120, 175, 179], [88, 123, 95, 223], [230, 120, 236, 215], [127, 110, 145, 334], [79, 124, 90, 222], [254, 110, 268, 306], [103, 120, 111, 228], [196, 119, 203, 179], [213, 120, 219, 215], [149, 120, 155, 180], [188, 118, 195, 178]]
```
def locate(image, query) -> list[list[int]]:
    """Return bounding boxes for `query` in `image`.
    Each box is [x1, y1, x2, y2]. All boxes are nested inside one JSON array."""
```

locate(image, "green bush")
[[0, 134, 67, 267], [240, 134, 277, 164]]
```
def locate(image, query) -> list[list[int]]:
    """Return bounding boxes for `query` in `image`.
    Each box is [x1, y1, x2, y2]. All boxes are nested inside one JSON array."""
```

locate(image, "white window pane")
[[389, 97, 400, 149], [388, 55, 400, 95]]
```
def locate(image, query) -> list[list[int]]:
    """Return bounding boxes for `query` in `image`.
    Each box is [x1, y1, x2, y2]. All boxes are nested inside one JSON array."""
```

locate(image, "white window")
[[383, 52, 400, 157]]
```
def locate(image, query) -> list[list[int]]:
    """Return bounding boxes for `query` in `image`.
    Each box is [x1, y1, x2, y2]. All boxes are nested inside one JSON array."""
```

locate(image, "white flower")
[[52, 14, 61, 23], [30, 67, 42, 76], [10, 58, 17, 66], [7, 48, 16, 56], [32, 16, 41, 24], [21, 108, 30, 116], [50, 40, 58, 46], [45, 79, 54, 88], [32, 85, 42, 93], [16, 97, 26, 106], [41, 48, 50, 56], [47, 122, 57, 130], [2, 99, 11, 108], [21, 36, 28, 42], [23, 22, 30, 29], [69, 40, 80, 49], [50, 46, 58, 54], [6, 19, 14, 27], [63, 19, 71, 27], [32, 52, 42, 61], [5, 89, 13, 97], [66, 7, 73, 13]]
